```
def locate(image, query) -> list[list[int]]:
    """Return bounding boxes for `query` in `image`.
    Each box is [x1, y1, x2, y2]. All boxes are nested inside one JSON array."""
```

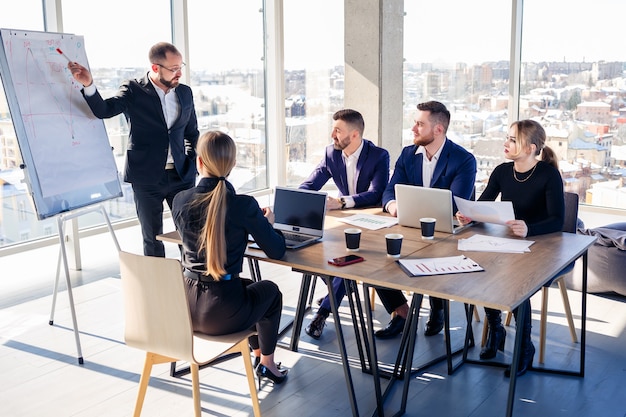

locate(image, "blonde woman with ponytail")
[[173, 131, 288, 385]]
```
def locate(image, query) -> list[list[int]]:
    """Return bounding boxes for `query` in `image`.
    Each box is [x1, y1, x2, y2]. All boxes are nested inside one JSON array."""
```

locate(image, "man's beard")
[[160, 76, 180, 89], [414, 134, 435, 147]]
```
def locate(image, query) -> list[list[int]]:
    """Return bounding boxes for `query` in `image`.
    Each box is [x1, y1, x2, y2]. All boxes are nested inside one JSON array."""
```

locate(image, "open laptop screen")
[[273, 187, 327, 237]]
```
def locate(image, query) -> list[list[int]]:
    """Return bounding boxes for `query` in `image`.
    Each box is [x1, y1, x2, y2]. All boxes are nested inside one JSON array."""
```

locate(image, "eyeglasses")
[[154, 62, 186, 73]]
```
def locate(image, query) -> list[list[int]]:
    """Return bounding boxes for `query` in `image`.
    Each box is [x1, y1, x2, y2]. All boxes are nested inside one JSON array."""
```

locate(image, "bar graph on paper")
[[397, 255, 484, 276], [338, 214, 398, 230]]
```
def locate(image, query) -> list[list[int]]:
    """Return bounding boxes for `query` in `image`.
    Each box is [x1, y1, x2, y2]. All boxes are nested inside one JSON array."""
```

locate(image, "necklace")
[[513, 163, 538, 183]]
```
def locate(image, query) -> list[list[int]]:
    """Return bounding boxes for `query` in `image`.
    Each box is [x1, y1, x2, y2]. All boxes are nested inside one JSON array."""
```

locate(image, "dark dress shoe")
[[480, 323, 506, 360], [375, 315, 406, 339], [424, 309, 444, 336], [505, 342, 535, 378], [305, 313, 327, 339]]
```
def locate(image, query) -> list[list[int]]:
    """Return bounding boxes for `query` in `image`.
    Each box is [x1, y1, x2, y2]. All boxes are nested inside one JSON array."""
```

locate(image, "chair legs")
[[539, 276, 578, 364], [236, 339, 262, 417], [190, 363, 201, 417], [133, 346, 261, 417], [479, 278, 578, 363], [134, 353, 177, 417]]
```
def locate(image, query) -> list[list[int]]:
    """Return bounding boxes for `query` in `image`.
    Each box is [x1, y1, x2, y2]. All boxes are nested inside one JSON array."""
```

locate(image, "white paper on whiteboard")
[[454, 197, 515, 225]]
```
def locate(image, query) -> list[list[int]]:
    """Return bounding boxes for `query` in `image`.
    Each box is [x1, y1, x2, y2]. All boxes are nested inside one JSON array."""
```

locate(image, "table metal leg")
[[287, 273, 314, 352], [360, 283, 384, 417], [325, 274, 360, 417], [346, 280, 373, 372], [580, 251, 587, 377], [505, 301, 525, 417]]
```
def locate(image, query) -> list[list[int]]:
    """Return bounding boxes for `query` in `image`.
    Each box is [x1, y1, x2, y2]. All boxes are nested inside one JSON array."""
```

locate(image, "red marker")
[[56, 48, 72, 63]]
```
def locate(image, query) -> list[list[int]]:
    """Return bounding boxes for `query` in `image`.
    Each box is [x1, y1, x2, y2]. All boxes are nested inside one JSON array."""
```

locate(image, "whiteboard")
[[0, 29, 122, 219]]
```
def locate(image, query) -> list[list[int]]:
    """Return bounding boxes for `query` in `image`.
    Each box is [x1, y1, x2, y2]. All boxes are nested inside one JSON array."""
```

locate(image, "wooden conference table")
[[160, 207, 596, 417]]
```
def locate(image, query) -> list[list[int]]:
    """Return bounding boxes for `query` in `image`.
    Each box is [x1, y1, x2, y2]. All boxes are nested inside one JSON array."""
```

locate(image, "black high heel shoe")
[[256, 364, 288, 389], [480, 323, 506, 360], [253, 357, 281, 370]]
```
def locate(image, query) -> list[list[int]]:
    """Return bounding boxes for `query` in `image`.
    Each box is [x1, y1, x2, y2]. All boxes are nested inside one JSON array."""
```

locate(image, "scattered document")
[[397, 255, 484, 277], [454, 197, 515, 225], [457, 234, 534, 253], [338, 213, 398, 230]]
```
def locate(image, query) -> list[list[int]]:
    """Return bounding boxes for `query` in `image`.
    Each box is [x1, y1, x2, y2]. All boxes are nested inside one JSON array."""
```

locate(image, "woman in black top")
[[172, 131, 287, 385], [458, 119, 564, 377]]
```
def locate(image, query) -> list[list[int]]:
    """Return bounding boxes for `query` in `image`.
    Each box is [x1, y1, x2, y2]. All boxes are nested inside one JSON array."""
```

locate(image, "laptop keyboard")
[[282, 231, 311, 242]]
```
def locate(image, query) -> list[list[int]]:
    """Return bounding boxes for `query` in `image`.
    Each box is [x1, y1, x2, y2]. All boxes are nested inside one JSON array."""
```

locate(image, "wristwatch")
[[340, 197, 346, 209]]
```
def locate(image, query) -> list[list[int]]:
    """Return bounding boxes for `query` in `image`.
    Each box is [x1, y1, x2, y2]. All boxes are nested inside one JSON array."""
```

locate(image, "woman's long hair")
[[510, 119, 559, 169], [193, 131, 236, 279]]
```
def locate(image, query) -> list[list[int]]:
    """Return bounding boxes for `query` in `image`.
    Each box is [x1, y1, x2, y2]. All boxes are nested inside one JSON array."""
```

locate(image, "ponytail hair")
[[193, 131, 237, 279], [540, 145, 559, 170]]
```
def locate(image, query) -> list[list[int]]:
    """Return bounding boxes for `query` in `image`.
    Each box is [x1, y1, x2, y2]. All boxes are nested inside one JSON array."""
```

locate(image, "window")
[[187, 0, 267, 193], [522, 0, 626, 209], [62, 0, 172, 228], [283, 0, 344, 187], [0, 0, 45, 246], [403, 0, 512, 195]]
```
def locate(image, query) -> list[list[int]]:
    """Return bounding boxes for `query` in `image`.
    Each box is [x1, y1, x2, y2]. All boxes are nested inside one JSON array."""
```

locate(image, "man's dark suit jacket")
[[382, 138, 476, 209], [299, 139, 390, 208], [82, 74, 199, 185]]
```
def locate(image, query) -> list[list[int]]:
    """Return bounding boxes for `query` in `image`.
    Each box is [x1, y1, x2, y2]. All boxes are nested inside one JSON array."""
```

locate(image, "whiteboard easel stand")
[[48, 204, 121, 365]]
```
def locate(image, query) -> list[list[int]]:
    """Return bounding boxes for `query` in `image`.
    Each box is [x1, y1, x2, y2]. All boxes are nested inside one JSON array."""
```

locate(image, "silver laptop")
[[395, 184, 473, 234], [272, 186, 328, 249]]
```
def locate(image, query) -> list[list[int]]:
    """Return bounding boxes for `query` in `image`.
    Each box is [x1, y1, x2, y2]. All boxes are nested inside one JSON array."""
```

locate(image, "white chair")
[[119, 251, 261, 417]]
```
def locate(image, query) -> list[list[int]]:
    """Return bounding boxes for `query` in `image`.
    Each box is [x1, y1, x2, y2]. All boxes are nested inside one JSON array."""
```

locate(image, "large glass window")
[[0, 0, 171, 248], [403, 0, 512, 195], [187, 0, 267, 193], [522, 0, 626, 210], [283, 0, 344, 187], [62, 0, 172, 226], [0, 0, 45, 246]]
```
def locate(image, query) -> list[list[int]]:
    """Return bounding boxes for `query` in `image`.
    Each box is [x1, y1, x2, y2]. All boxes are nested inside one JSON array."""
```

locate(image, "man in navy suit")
[[375, 101, 476, 339], [299, 109, 390, 339], [69, 42, 199, 257]]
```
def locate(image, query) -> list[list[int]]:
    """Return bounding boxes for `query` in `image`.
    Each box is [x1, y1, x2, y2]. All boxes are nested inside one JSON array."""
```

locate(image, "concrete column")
[[344, 0, 404, 162]]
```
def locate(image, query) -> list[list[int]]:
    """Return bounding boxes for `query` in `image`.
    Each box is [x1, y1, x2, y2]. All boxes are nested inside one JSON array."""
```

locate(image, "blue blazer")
[[383, 139, 476, 209], [83, 74, 199, 185], [299, 139, 390, 208]]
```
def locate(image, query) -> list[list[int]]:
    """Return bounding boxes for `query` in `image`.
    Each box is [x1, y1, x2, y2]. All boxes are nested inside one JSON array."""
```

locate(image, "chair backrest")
[[119, 251, 195, 363], [563, 192, 579, 234]]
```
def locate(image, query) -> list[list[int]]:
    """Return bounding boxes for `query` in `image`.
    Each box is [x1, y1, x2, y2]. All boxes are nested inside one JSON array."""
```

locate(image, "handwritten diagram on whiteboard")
[[0, 29, 122, 218]]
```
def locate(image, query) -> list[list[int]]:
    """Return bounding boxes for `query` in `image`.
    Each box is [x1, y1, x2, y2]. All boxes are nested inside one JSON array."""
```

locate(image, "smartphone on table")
[[328, 254, 365, 266]]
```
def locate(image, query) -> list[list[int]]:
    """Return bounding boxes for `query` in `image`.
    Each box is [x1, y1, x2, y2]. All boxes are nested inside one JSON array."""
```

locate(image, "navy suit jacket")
[[82, 74, 199, 185], [383, 139, 476, 210], [299, 139, 390, 208]]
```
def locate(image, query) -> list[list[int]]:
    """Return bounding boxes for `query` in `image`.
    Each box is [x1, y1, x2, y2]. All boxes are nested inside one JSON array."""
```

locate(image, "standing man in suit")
[[374, 101, 476, 339], [299, 108, 390, 339], [68, 42, 199, 257]]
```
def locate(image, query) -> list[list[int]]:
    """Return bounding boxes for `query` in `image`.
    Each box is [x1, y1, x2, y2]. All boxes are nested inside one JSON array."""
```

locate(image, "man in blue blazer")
[[300, 109, 390, 339], [69, 42, 199, 257], [375, 101, 476, 339]]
